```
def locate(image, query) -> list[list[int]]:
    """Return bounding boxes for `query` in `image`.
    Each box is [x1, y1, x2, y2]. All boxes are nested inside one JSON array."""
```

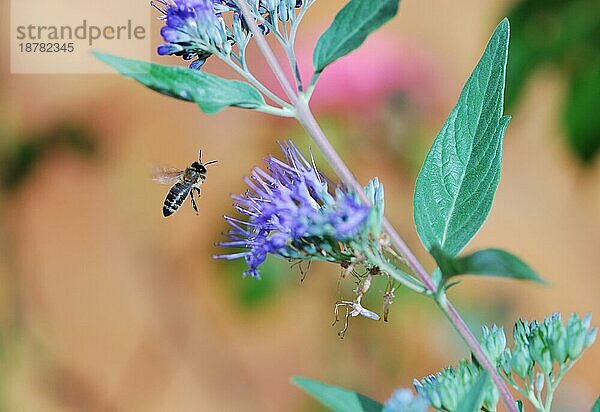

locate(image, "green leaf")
[[592, 396, 600, 412], [313, 0, 400, 73], [505, 0, 600, 108], [93, 52, 265, 114], [505, 0, 600, 163], [455, 373, 488, 412], [563, 61, 600, 164], [292, 377, 382, 412], [414, 19, 511, 257], [431, 246, 543, 284]]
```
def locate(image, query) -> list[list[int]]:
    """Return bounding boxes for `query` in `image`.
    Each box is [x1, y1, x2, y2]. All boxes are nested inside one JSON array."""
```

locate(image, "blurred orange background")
[[1, 0, 599, 411]]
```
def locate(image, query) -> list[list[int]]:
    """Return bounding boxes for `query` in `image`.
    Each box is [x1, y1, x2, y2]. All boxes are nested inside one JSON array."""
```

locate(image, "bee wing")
[[152, 166, 184, 185]]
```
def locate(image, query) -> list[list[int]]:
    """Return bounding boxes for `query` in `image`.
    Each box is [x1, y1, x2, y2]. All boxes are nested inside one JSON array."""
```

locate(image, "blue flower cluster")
[[216, 141, 382, 278], [153, 0, 303, 69], [383, 388, 429, 412], [153, 0, 228, 69]]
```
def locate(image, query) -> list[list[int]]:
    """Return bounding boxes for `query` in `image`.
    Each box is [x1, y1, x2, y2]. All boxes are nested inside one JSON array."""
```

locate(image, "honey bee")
[[153, 150, 217, 217]]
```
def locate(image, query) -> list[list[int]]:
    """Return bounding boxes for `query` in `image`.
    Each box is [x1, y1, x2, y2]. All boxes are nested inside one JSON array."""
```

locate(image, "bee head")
[[191, 161, 207, 174]]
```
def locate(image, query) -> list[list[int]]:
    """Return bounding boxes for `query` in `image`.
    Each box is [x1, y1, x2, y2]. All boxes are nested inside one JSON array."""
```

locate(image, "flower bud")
[[547, 316, 567, 364], [510, 344, 532, 379], [535, 372, 545, 393], [481, 325, 506, 363], [500, 348, 512, 375], [566, 314, 586, 359], [586, 328, 598, 347], [582, 313, 592, 329], [514, 319, 531, 346], [438, 380, 457, 411], [528, 330, 553, 375], [539, 350, 553, 375]]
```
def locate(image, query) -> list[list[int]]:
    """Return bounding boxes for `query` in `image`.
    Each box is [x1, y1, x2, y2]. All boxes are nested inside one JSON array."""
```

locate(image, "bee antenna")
[[204, 160, 218, 167], [198, 149, 202, 162]]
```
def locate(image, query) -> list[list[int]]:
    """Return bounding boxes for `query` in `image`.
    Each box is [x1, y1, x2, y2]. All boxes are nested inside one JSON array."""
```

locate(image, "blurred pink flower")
[[264, 30, 443, 114]]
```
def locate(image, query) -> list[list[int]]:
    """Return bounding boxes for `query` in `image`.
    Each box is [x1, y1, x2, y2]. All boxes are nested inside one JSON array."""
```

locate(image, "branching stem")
[[216, 51, 291, 109], [233, 2, 518, 411]]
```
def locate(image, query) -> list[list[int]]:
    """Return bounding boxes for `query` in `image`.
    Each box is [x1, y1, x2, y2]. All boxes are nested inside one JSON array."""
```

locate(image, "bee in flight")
[[153, 150, 217, 217]]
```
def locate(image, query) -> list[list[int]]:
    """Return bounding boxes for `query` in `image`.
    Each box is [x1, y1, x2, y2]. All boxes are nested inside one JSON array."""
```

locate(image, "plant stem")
[[233, 2, 518, 410], [234, 0, 298, 104], [437, 295, 519, 412], [284, 43, 304, 92], [543, 361, 574, 411], [296, 97, 518, 410], [255, 105, 295, 117], [217, 52, 292, 109], [258, 15, 303, 92]]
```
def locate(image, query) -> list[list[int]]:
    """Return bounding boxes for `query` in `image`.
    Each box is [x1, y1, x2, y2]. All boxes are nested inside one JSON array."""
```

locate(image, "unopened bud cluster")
[[403, 313, 596, 412], [413, 360, 499, 411], [498, 313, 597, 381]]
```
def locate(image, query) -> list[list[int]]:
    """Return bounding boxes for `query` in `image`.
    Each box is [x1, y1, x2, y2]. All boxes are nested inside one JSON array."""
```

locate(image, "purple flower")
[[153, 0, 305, 68], [215, 141, 379, 278], [153, 0, 228, 69]]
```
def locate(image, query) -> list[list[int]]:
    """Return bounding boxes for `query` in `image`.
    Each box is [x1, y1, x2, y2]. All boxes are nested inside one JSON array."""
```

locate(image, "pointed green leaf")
[[93, 52, 265, 114], [414, 19, 511, 257], [313, 0, 400, 73], [455, 373, 488, 412], [592, 396, 600, 412], [292, 377, 382, 412], [431, 246, 543, 284]]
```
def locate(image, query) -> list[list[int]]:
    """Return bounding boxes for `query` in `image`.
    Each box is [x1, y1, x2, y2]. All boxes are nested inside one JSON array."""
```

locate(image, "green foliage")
[[219, 256, 289, 310], [413, 20, 510, 258], [592, 396, 600, 412], [455, 373, 489, 412], [0, 122, 97, 193], [93, 52, 265, 114], [431, 247, 543, 286], [505, 0, 600, 163], [563, 63, 600, 163], [313, 0, 400, 73], [292, 377, 383, 412]]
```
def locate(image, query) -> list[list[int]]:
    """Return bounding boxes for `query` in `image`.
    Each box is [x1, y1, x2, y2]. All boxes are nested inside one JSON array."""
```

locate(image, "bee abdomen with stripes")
[[163, 182, 192, 217]]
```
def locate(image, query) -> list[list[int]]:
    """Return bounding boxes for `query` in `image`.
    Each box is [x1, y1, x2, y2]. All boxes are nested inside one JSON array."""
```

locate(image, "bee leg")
[[190, 191, 199, 215]]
